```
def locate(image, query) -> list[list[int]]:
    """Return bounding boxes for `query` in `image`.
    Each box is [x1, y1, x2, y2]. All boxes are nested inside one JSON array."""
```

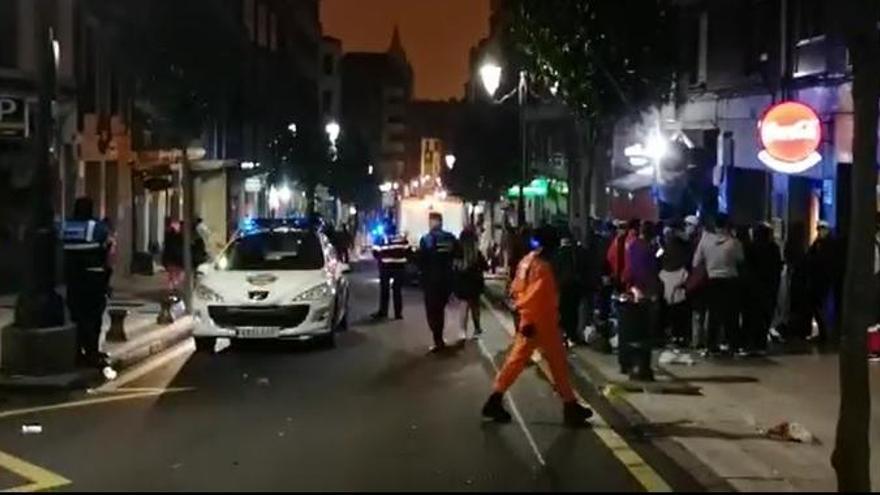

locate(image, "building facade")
[[612, 0, 867, 251], [340, 28, 413, 183]]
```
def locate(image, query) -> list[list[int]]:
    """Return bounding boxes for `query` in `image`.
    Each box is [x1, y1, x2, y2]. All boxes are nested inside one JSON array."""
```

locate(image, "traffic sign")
[[0, 95, 28, 140]]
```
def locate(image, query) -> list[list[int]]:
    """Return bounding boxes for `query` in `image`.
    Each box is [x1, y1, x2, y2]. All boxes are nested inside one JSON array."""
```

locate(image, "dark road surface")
[[0, 263, 698, 492]]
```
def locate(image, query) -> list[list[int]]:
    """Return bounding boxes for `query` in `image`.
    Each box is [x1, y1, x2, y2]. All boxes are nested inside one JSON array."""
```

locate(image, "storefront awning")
[[609, 172, 654, 193]]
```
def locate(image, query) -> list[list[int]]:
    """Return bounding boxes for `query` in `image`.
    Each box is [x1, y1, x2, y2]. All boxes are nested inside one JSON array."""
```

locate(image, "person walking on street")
[[553, 228, 588, 346], [161, 218, 184, 295], [744, 223, 782, 354], [62, 197, 112, 367], [454, 227, 488, 339], [481, 226, 594, 427], [693, 215, 744, 356], [372, 223, 410, 321], [419, 212, 458, 352]]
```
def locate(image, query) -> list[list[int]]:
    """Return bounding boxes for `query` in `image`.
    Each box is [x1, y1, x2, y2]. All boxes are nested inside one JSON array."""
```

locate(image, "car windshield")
[[226, 230, 324, 271]]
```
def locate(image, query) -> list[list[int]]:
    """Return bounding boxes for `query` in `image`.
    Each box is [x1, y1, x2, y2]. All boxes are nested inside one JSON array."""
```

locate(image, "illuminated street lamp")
[[480, 60, 528, 226], [287, 122, 298, 136], [444, 154, 456, 170], [325, 121, 341, 146], [368, 164, 374, 175], [479, 62, 502, 98]]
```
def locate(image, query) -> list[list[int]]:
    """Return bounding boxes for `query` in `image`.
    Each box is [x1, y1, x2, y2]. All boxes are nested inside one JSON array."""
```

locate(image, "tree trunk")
[[306, 182, 317, 219], [832, 2, 878, 491]]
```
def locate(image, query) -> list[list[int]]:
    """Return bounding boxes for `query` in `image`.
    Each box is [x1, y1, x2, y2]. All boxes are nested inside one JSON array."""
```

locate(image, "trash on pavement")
[[582, 325, 597, 344], [602, 384, 625, 400], [763, 421, 816, 444], [658, 349, 696, 366], [102, 366, 118, 381], [21, 424, 42, 435]]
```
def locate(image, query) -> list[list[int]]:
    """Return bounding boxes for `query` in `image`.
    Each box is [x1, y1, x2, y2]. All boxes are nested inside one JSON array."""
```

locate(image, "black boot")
[[563, 401, 593, 427], [371, 312, 387, 321], [481, 392, 512, 423]]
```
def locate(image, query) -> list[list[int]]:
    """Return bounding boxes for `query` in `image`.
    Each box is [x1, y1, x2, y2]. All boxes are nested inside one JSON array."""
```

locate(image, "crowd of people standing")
[[564, 214, 845, 357]]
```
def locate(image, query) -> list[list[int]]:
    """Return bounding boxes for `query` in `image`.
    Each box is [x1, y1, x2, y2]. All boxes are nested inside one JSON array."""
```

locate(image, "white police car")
[[192, 219, 350, 349]]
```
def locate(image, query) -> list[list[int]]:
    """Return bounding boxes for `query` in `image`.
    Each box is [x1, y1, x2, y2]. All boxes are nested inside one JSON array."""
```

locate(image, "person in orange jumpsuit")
[[482, 226, 594, 426]]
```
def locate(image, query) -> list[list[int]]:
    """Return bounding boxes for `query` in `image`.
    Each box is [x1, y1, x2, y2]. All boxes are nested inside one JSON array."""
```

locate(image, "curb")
[[481, 283, 734, 492], [0, 316, 193, 391], [106, 316, 194, 370]]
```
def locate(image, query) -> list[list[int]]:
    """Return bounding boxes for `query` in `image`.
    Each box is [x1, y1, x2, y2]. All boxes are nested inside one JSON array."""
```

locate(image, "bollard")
[[106, 308, 129, 342], [156, 297, 175, 325]]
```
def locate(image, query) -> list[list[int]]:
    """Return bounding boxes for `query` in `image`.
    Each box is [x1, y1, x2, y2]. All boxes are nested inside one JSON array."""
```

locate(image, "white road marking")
[[93, 338, 195, 393], [481, 295, 672, 492], [476, 337, 547, 468]]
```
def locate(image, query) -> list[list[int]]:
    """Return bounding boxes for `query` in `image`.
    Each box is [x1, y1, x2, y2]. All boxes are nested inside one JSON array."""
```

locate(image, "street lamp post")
[[481, 61, 528, 226], [2, 0, 76, 376]]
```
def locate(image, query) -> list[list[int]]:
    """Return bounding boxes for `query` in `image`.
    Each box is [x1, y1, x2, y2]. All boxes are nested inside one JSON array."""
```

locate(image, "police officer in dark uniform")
[[371, 223, 411, 321], [62, 197, 111, 367], [418, 212, 458, 352]]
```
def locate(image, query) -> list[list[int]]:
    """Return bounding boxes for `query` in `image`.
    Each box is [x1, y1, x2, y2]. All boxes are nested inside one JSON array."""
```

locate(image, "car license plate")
[[238, 327, 280, 339]]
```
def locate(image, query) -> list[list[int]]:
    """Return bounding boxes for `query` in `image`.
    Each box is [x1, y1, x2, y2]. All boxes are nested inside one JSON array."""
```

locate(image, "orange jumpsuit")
[[493, 250, 576, 402]]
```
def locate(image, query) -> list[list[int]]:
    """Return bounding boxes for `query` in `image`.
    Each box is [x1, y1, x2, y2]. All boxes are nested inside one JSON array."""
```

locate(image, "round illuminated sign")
[[758, 101, 822, 174]]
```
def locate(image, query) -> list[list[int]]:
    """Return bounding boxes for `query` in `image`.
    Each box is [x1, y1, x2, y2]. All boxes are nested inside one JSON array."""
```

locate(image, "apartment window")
[[797, 0, 825, 41], [323, 54, 334, 76], [322, 90, 333, 111], [0, 0, 17, 69], [745, 0, 778, 75]]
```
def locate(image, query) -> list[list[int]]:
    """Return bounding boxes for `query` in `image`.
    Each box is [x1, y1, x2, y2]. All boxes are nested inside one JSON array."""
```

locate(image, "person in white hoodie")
[[693, 215, 745, 356]]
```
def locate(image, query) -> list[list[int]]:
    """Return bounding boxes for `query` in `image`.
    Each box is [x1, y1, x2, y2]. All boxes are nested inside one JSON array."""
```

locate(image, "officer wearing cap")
[[418, 212, 458, 352], [372, 222, 410, 321], [62, 197, 111, 367]]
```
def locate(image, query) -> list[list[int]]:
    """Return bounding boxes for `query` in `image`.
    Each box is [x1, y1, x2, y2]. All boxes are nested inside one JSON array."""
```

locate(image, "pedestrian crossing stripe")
[[0, 450, 70, 492]]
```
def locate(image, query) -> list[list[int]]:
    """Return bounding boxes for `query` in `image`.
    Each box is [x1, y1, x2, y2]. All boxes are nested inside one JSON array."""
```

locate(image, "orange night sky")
[[320, 0, 491, 101]]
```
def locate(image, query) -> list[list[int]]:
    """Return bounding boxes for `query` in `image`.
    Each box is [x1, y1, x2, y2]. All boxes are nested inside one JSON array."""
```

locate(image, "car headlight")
[[195, 283, 224, 302], [293, 283, 334, 302]]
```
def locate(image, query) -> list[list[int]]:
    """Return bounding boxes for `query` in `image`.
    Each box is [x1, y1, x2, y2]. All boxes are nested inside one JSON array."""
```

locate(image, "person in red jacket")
[[606, 219, 639, 290], [482, 226, 594, 427]]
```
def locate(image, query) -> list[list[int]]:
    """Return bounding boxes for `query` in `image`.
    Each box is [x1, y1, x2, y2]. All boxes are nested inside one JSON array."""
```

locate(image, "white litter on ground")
[[102, 366, 118, 381], [21, 424, 42, 435]]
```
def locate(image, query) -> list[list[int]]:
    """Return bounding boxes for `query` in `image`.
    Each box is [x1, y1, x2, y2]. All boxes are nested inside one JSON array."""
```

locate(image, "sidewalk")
[[484, 279, 880, 492], [0, 272, 192, 387]]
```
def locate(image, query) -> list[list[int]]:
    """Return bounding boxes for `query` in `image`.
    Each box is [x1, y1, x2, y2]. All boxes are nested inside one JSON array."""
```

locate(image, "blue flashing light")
[[529, 236, 541, 250], [239, 217, 259, 235]]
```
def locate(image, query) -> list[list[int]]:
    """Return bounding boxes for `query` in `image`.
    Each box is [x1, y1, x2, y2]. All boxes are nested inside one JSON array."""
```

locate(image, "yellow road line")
[[482, 296, 672, 493], [0, 450, 70, 493], [0, 389, 188, 421]]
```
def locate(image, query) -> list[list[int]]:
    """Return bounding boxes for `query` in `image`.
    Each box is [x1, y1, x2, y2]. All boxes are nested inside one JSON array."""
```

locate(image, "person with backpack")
[[454, 227, 488, 339]]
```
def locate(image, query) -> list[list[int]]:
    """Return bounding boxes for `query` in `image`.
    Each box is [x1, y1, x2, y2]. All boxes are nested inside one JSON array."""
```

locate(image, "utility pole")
[[2, 0, 77, 376]]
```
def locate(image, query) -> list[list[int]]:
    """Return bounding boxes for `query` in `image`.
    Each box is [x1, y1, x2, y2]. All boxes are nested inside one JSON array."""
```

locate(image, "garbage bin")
[[616, 294, 655, 381]]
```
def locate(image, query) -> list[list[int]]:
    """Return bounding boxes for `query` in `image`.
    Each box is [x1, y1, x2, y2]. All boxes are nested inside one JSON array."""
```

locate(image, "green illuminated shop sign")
[[507, 177, 568, 198]]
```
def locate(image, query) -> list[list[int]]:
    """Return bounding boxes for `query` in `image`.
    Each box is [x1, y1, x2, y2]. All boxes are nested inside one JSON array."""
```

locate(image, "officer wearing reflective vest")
[[371, 223, 411, 321], [62, 197, 111, 367], [418, 212, 458, 352]]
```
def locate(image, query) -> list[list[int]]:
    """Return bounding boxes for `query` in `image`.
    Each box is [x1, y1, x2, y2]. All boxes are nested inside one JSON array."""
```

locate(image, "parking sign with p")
[[0, 96, 27, 140]]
